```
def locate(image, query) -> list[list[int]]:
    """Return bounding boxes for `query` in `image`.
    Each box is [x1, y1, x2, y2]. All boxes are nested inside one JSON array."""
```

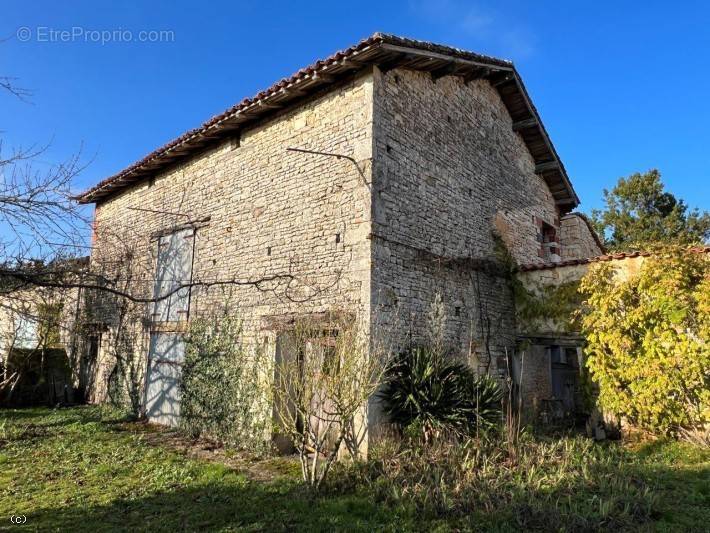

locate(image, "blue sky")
[[2, 1, 709, 215]]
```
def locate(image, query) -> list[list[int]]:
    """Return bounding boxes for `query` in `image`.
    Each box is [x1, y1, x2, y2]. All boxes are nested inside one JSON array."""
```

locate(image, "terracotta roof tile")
[[76, 33, 576, 208], [519, 246, 710, 272]]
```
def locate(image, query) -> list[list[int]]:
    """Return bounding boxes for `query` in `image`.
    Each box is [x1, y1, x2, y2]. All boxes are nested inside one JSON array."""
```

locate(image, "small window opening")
[[386, 144, 392, 154], [549, 345, 565, 364], [267, 246, 272, 256], [335, 233, 341, 244], [454, 306, 461, 317], [230, 136, 241, 150], [541, 222, 560, 261]]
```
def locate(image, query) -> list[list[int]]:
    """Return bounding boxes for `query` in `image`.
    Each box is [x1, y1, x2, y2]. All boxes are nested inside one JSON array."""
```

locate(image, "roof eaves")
[[76, 33, 578, 208]]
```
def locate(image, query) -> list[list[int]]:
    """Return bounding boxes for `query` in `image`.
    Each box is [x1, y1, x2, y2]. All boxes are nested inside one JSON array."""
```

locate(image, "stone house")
[[76, 34, 603, 438]]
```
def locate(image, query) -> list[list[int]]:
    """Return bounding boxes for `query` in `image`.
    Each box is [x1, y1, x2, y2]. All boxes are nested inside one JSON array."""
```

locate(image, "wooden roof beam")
[[258, 100, 282, 110], [463, 67, 490, 84], [491, 72, 516, 87], [338, 58, 365, 69], [535, 161, 560, 174], [512, 117, 538, 131], [311, 72, 335, 83], [380, 43, 514, 72], [376, 52, 407, 73], [430, 62, 459, 81], [279, 86, 307, 98]]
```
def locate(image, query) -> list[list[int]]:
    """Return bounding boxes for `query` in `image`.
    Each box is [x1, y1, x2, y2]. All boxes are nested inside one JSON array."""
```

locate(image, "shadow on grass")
[[7, 407, 708, 532], [24, 480, 399, 532], [2, 405, 130, 424], [22, 459, 710, 532]]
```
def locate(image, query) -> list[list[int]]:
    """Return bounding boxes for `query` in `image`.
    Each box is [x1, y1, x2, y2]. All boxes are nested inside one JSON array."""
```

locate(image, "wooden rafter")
[[512, 117, 538, 131], [430, 62, 459, 81], [535, 161, 560, 174]]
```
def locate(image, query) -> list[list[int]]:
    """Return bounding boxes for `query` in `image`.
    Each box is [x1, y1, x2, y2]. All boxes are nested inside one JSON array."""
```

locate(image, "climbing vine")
[[180, 312, 272, 454], [579, 247, 709, 439], [513, 279, 583, 334], [492, 235, 583, 334]]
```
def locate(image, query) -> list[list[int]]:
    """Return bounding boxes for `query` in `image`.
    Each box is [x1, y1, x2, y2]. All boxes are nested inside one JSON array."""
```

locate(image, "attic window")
[[230, 136, 241, 150]]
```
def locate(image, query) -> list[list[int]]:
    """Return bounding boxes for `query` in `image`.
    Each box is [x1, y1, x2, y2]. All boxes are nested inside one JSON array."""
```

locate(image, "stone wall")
[[89, 72, 375, 406], [370, 67, 563, 377], [86, 63, 601, 435], [0, 285, 83, 405], [559, 213, 604, 260]]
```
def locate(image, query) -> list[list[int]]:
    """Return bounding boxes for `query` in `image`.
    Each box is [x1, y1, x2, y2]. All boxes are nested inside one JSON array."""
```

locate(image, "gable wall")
[[370, 67, 562, 375], [559, 213, 604, 260]]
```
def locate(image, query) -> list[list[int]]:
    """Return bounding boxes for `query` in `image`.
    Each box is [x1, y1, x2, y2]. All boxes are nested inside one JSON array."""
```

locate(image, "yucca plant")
[[379, 347, 502, 439]]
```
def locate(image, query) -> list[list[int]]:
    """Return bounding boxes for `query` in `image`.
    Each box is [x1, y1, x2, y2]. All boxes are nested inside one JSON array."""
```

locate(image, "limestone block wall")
[[0, 286, 82, 358], [89, 72, 375, 404], [559, 213, 604, 260], [370, 67, 562, 375]]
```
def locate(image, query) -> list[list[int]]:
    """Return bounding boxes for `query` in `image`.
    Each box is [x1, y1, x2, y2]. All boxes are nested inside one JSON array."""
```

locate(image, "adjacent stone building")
[[77, 34, 603, 438], [0, 260, 88, 406]]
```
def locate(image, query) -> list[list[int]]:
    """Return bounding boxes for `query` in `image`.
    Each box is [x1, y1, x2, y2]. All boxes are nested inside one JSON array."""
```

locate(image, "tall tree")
[[591, 169, 710, 251]]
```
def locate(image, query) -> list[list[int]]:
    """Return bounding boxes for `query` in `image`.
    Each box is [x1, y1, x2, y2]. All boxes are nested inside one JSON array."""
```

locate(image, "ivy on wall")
[[513, 279, 583, 334], [491, 235, 582, 335]]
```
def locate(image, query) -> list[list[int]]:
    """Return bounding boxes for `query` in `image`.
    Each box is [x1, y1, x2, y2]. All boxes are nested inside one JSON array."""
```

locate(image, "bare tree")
[[0, 68, 350, 417], [272, 312, 392, 489]]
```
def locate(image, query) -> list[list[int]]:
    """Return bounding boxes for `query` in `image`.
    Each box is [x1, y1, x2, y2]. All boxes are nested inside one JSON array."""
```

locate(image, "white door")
[[145, 333, 184, 426]]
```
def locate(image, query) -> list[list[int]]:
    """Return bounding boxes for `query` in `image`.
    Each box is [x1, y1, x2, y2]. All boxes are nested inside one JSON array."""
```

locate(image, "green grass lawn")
[[0, 406, 708, 532]]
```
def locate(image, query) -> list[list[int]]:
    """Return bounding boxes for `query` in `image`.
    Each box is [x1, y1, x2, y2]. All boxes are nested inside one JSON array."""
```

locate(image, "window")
[[547, 345, 578, 366], [541, 222, 560, 261], [153, 228, 195, 322], [549, 345, 567, 364], [308, 336, 339, 377], [15, 316, 39, 349]]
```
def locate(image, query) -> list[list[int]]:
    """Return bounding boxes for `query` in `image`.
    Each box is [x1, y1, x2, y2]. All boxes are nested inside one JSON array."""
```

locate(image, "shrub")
[[580, 247, 710, 439], [180, 313, 271, 454], [379, 347, 502, 439]]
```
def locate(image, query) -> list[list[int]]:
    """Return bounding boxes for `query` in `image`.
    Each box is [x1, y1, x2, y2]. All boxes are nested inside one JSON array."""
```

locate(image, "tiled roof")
[[77, 33, 579, 209], [519, 246, 710, 272]]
